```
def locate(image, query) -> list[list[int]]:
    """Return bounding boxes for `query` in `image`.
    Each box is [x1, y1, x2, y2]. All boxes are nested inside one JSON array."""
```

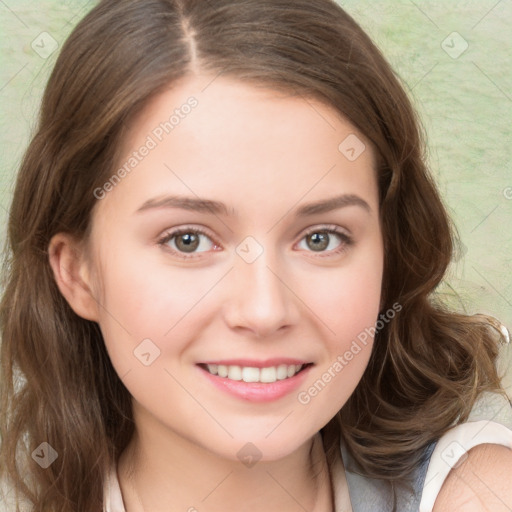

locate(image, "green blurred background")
[[0, 0, 511, 390]]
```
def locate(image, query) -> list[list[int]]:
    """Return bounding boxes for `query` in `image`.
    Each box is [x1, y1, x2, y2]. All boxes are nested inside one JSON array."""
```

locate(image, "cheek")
[[294, 245, 382, 416], [319, 270, 381, 334], [92, 239, 229, 378], [300, 245, 383, 344]]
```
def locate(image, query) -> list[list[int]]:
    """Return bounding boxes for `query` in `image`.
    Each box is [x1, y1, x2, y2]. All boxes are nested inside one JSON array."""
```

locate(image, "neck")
[[117, 411, 333, 512]]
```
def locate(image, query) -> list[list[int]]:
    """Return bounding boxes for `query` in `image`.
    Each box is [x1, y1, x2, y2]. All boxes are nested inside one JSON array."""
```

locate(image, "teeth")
[[260, 366, 276, 383], [228, 366, 242, 381], [205, 363, 304, 383], [276, 364, 288, 380], [242, 367, 260, 382]]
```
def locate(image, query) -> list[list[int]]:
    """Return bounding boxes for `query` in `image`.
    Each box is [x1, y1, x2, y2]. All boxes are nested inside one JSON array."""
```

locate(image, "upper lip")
[[198, 358, 312, 368]]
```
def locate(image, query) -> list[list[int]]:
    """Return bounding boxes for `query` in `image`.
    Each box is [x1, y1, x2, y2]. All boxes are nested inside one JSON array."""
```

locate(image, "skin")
[[49, 73, 383, 511], [49, 73, 512, 511], [433, 444, 512, 512]]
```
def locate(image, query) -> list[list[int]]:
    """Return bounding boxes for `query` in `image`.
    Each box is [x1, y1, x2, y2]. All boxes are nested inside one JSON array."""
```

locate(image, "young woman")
[[1, 1, 511, 511]]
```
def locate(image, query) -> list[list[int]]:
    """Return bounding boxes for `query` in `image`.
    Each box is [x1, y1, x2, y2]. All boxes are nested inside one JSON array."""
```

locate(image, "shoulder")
[[433, 443, 512, 512], [419, 390, 512, 512]]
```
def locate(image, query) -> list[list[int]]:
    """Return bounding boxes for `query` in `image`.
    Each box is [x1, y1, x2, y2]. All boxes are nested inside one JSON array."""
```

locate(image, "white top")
[[2, 394, 511, 511], [103, 418, 512, 511], [419, 420, 512, 511]]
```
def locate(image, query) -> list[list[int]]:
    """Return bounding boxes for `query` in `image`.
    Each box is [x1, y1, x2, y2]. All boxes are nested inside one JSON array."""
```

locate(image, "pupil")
[[308, 232, 328, 251], [176, 233, 199, 252]]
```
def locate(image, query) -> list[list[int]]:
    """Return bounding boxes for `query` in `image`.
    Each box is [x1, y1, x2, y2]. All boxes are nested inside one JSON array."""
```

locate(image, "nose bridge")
[[223, 237, 298, 335]]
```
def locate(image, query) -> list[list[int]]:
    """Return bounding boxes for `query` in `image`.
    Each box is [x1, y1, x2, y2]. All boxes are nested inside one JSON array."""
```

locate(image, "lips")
[[198, 358, 311, 368], [197, 360, 314, 402]]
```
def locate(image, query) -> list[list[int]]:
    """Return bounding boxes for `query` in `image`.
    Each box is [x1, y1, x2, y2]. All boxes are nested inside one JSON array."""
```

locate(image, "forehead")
[[127, 73, 373, 156], [96, 74, 378, 218]]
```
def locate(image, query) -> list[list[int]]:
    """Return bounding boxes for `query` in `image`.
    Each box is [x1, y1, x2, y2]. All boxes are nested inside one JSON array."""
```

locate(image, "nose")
[[222, 249, 300, 338]]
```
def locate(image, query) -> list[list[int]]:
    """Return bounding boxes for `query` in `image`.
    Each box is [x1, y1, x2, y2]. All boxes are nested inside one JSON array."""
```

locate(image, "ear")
[[48, 233, 100, 322]]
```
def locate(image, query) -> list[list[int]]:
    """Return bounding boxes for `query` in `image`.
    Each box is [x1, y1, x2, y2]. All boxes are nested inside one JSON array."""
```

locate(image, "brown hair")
[[0, 0, 508, 510]]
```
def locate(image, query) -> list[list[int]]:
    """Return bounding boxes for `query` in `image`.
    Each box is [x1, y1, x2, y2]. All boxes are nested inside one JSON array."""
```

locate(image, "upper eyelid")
[[159, 224, 349, 250], [160, 225, 217, 241], [299, 224, 349, 236]]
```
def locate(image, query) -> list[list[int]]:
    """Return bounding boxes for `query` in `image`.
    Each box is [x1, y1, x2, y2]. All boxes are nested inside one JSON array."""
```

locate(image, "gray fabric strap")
[[340, 440, 435, 512], [340, 389, 512, 511]]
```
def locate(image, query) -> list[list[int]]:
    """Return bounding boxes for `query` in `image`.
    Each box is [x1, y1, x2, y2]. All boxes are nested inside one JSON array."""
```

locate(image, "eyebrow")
[[135, 193, 371, 217]]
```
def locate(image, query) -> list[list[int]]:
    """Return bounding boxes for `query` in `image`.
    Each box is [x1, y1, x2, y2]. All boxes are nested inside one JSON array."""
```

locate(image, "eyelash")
[[300, 225, 353, 257], [157, 224, 354, 259], [157, 226, 218, 260]]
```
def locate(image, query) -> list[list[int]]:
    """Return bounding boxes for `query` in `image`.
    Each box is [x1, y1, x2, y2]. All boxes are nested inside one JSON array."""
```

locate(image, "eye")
[[296, 226, 353, 254], [157, 225, 353, 259], [158, 227, 218, 257]]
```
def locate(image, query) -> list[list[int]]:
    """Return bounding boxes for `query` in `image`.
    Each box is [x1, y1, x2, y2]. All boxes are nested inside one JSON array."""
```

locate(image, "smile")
[[202, 363, 306, 383], [196, 361, 314, 402]]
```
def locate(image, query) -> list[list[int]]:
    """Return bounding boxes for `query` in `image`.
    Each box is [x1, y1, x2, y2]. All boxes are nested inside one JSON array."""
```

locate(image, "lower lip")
[[197, 364, 313, 403]]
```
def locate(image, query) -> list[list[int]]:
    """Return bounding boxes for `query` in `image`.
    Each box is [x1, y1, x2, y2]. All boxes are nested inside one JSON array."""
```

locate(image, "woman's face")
[[84, 74, 383, 461]]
